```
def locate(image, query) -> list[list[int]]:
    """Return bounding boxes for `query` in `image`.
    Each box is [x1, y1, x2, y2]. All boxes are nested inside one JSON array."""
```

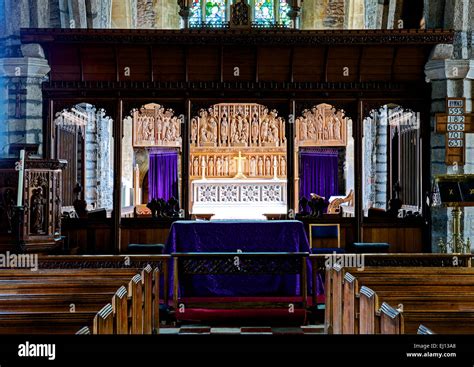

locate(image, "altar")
[[166, 220, 310, 297], [191, 178, 287, 219]]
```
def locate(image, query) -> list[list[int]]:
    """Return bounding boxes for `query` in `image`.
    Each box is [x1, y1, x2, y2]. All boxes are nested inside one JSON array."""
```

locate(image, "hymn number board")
[[436, 98, 474, 165]]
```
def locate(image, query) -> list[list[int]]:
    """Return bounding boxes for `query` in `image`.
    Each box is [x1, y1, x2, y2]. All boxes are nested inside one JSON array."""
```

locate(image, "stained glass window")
[[254, 0, 274, 25], [278, 0, 291, 27], [190, 0, 202, 25], [188, 0, 295, 28], [205, 0, 226, 25]]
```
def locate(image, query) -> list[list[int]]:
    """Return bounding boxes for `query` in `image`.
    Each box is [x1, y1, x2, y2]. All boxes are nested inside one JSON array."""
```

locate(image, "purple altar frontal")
[[165, 220, 314, 297]]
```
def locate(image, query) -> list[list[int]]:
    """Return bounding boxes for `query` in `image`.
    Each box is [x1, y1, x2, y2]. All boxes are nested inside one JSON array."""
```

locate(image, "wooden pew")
[[342, 268, 474, 334], [330, 265, 474, 334], [417, 324, 434, 335], [93, 303, 114, 334], [0, 263, 161, 335], [76, 326, 91, 335], [322, 253, 472, 334], [380, 302, 474, 334]]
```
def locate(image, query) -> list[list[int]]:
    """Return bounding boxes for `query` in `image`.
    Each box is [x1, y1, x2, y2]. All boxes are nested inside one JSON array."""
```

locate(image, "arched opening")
[[54, 103, 114, 217], [362, 104, 422, 218], [122, 103, 182, 218], [294, 103, 355, 216]]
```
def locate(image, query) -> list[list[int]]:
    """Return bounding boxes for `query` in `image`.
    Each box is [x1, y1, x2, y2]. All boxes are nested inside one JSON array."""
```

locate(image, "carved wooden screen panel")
[[132, 103, 182, 148], [189, 103, 287, 179], [56, 124, 81, 206], [295, 103, 348, 147], [131, 103, 182, 208], [294, 103, 350, 212]]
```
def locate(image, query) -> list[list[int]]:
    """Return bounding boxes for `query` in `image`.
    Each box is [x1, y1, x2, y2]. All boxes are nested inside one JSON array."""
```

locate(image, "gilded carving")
[[191, 104, 286, 148]]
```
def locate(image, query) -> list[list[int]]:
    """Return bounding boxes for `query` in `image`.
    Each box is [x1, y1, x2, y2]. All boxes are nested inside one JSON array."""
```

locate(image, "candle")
[[16, 149, 25, 207]]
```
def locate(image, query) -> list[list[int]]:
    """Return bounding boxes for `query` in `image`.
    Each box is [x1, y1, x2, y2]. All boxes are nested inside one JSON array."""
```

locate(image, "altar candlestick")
[[16, 149, 25, 207]]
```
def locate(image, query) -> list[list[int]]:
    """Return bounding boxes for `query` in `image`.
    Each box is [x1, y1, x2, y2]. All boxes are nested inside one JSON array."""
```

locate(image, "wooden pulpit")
[[0, 145, 66, 253]]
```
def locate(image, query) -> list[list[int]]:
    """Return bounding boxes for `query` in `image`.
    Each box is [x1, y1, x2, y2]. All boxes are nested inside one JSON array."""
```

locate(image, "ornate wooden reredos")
[[132, 103, 182, 148], [295, 103, 349, 147], [190, 103, 287, 179]]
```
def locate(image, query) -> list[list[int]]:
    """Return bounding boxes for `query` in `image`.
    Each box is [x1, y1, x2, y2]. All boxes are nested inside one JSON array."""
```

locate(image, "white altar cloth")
[[191, 178, 287, 219]]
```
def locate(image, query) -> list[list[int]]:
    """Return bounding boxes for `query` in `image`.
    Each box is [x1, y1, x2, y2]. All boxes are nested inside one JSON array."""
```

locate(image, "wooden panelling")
[[361, 225, 423, 253], [62, 219, 113, 254], [120, 228, 170, 253], [50, 45, 81, 81], [117, 46, 150, 81], [292, 47, 325, 82], [258, 47, 291, 82], [152, 46, 185, 81], [359, 46, 393, 82], [326, 47, 360, 82], [81, 46, 116, 81], [222, 46, 255, 81], [392, 46, 428, 82], [188, 46, 220, 82], [120, 218, 174, 253]]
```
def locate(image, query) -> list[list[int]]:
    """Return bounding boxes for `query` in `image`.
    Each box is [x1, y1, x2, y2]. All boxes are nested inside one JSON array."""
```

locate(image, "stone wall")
[[424, 0, 474, 252], [362, 108, 388, 211], [122, 116, 134, 207]]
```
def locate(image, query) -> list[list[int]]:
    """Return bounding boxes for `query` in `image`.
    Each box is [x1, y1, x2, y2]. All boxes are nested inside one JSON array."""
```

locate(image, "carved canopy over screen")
[[190, 103, 286, 148], [295, 103, 348, 147], [133, 103, 182, 147]]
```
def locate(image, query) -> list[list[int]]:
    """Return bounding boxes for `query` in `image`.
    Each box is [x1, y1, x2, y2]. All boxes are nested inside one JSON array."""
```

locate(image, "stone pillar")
[[154, 0, 180, 28], [137, 0, 156, 28], [344, 0, 365, 29], [386, 0, 403, 29], [323, 0, 345, 28], [301, 0, 345, 29], [375, 107, 388, 209], [0, 44, 50, 158], [425, 44, 472, 250], [68, 0, 88, 28], [423, 0, 445, 29], [464, 61, 474, 245], [424, 0, 474, 251], [364, 0, 377, 28], [376, 0, 389, 29], [86, 0, 113, 28]]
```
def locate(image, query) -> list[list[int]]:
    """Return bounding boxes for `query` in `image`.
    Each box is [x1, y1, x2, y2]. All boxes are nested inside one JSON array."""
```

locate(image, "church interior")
[[1, 0, 474, 349]]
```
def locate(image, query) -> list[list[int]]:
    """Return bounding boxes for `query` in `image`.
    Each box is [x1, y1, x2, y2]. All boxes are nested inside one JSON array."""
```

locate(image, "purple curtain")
[[299, 148, 339, 201], [148, 149, 178, 202]]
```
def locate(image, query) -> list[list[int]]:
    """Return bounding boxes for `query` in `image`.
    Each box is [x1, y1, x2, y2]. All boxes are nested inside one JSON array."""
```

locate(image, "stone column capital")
[[0, 57, 50, 79], [425, 59, 471, 82]]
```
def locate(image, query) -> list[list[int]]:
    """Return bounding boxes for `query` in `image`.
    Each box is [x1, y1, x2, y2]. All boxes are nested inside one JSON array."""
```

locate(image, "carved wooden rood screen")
[[189, 103, 287, 218], [294, 103, 352, 214], [131, 103, 183, 215]]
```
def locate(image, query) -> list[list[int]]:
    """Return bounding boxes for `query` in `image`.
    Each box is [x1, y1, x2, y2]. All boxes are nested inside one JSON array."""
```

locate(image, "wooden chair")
[[309, 223, 342, 252]]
